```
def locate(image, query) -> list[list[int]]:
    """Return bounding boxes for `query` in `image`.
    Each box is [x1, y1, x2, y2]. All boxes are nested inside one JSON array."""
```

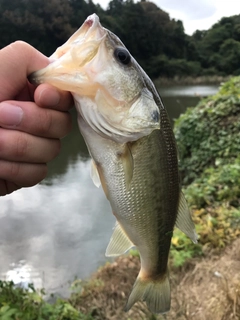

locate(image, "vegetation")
[[175, 77, 240, 186], [0, 0, 240, 79], [167, 76, 240, 267], [0, 280, 93, 320]]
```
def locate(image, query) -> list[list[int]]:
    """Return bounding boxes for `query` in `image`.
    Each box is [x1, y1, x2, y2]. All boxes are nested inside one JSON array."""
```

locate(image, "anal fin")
[[175, 191, 198, 243], [105, 221, 134, 257]]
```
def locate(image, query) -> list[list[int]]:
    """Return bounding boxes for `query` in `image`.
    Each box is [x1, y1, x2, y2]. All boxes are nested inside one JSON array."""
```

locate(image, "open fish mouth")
[[28, 14, 107, 95]]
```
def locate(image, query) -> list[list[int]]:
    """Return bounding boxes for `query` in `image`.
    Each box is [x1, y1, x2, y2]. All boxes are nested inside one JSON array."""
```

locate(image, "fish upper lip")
[[85, 13, 98, 27]]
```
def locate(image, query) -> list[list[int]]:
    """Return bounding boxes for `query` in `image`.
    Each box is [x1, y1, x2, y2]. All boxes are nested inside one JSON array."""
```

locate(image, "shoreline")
[[153, 75, 231, 86]]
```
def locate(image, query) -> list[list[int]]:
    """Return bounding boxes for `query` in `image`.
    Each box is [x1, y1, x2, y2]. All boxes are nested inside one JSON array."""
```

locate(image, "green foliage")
[[192, 15, 240, 74], [171, 76, 240, 267], [185, 157, 240, 208], [1, 0, 239, 78], [0, 281, 93, 320], [170, 198, 240, 267], [174, 76, 240, 185], [171, 228, 202, 267], [128, 249, 140, 257], [148, 55, 201, 78]]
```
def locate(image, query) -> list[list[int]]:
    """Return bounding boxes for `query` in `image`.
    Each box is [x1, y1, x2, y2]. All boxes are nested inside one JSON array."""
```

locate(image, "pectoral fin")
[[106, 221, 134, 257], [118, 143, 134, 191], [175, 192, 198, 243], [90, 160, 101, 188]]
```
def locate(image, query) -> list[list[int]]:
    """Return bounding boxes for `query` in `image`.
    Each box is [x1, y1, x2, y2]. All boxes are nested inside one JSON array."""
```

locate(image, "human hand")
[[0, 41, 73, 196]]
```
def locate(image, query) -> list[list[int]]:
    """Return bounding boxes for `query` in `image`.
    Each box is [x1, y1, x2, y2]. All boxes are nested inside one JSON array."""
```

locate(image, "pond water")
[[0, 84, 219, 297]]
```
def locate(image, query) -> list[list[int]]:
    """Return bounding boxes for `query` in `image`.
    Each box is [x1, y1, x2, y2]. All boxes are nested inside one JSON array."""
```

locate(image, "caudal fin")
[[124, 273, 170, 314]]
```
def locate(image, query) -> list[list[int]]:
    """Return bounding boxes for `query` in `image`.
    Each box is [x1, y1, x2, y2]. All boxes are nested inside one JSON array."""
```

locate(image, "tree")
[[219, 39, 240, 74]]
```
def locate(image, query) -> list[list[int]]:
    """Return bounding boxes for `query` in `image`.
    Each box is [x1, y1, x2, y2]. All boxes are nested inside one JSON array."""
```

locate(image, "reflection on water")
[[158, 84, 219, 122], [4, 260, 43, 290], [159, 84, 219, 97], [0, 84, 218, 297]]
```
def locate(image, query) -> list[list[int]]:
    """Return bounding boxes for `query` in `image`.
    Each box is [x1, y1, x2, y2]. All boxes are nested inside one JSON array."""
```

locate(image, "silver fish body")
[[29, 14, 197, 314]]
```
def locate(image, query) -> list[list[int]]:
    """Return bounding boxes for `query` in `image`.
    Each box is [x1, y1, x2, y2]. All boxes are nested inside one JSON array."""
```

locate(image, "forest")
[[1, 0, 240, 79]]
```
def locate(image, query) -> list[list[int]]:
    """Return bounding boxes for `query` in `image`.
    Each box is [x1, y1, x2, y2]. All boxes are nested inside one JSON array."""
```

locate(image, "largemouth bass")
[[29, 14, 197, 314]]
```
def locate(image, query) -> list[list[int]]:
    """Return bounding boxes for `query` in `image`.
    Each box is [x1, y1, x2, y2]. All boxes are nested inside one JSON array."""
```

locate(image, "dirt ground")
[[73, 238, 240, 320]]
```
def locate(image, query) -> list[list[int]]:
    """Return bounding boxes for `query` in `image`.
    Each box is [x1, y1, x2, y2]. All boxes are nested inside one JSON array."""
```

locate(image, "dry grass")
[[70, 238, 240, 320], [168, 237, 240, 320]]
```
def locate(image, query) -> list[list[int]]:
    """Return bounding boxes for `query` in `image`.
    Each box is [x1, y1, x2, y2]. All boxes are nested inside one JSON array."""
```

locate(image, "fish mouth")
[[28, 13, 107, 95]]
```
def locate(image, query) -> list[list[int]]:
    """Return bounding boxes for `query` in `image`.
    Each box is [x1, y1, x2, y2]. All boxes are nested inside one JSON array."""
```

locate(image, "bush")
[[174, 76, 240, 185], [170, 76, 240, 265], [0, 281, 93, 320]]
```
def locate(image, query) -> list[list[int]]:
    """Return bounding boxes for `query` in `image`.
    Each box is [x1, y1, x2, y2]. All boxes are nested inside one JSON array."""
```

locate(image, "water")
[[159, 84, 219, 121], [0, 84, 219, 297]]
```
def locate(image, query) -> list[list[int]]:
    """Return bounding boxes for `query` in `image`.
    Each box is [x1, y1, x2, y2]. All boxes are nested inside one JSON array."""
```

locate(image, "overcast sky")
[[92, 0, 240, 35]]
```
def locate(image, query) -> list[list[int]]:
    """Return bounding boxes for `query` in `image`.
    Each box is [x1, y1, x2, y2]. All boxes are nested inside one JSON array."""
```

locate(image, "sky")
[[92, 0, 240, 35]]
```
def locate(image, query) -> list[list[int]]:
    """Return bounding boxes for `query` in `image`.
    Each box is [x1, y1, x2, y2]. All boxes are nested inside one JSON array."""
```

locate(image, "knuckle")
[[10, 41, 32, 55], [38, 109, 53, 135], [9, 162, 21, 178], [15, 134, 28, 159], [11, 40, 28, 49]]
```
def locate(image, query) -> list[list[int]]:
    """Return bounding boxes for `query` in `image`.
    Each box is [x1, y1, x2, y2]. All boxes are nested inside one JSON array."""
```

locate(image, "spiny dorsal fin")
[[175, 192, 198, 243], [90, 160, 101, 188], [105, 221, 134, 257]]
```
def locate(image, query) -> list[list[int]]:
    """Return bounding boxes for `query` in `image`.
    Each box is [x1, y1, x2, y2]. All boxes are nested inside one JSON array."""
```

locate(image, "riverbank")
[[154, 75, 231, 86], [70, 238, 240, 320], [1, 236, 239, 320]]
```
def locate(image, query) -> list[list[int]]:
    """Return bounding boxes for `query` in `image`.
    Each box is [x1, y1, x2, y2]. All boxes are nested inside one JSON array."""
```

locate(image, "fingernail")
[[40, 87, 60, 106], [0, 103, 23, 126]]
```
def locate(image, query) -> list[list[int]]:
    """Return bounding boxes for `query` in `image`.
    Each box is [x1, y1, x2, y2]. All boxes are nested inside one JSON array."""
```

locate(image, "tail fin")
[[124, 273, 171, 314]]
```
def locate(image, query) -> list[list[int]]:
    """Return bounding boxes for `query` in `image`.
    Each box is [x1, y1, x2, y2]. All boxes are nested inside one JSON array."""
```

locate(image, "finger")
[[34, 84, 74, 112], [0, 41, 49, 101], [0, 161, 47, 194], [0, 180, 21, 196], [0, 128, 61, 163], [0, 101, 72, 139]]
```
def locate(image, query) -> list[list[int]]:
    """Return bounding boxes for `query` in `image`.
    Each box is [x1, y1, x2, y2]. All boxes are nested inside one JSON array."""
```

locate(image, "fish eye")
[[114, 47, 131, 65]]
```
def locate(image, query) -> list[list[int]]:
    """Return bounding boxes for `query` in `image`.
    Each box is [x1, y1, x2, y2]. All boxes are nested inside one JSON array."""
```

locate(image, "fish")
[[28, 14, 197, 314]]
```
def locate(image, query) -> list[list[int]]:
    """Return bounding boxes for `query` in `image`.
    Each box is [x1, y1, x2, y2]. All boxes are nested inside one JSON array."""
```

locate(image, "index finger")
[[0, 41, 49, 101]]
